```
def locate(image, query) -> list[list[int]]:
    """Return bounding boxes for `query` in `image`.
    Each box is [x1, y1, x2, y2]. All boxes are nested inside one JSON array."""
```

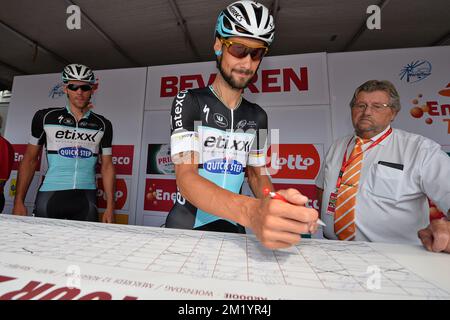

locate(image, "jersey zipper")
[[73, 117, 78, 189], [222, 108, 234, 188]]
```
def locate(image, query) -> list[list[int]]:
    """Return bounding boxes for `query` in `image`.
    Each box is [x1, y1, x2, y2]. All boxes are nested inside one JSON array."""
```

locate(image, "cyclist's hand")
[[102, 209, 114, 223], [12, 202, 28, 216], [250, 188, 319, 249]]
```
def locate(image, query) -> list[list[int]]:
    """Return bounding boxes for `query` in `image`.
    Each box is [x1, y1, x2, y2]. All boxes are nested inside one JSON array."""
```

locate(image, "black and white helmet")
[[215, 0, 275, 46], [62, 64, 96, 84]]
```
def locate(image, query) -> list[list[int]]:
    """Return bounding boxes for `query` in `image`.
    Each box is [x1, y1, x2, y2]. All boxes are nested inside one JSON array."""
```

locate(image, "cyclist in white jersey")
[[12, 64, 116, 223], [167, 1, 320, 249]]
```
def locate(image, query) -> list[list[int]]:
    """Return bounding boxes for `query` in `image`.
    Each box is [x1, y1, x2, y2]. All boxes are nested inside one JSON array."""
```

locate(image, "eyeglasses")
[[220, 38, 268, 61], [67, 84, 93, 92], [352, 102, 391, 112]]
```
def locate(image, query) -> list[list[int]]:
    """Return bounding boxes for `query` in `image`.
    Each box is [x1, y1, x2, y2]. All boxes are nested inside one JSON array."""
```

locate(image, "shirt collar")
[[354, 125, 392, 146]]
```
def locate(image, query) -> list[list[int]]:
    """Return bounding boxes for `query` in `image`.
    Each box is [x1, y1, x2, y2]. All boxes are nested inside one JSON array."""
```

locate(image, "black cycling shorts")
[[166, 204, 246, 234], [34, 189, 98, 222], [0, 193, 5, 213]]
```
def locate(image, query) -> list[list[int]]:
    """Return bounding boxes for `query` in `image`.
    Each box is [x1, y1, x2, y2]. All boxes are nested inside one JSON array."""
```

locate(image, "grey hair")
[[349, 80, 401, 112]]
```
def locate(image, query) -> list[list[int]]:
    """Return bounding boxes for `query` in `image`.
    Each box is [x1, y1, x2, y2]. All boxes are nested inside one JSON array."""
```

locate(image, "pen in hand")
[[263, 188, 326, 227]]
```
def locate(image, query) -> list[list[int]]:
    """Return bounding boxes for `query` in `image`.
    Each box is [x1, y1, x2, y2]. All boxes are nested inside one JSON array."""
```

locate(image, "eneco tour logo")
[[49, 82, 65, 99], [409, 83, 450, 134], [399, 60, 432, 83]]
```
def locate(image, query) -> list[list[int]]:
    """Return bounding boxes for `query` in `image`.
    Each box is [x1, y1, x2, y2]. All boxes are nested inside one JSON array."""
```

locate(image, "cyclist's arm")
[[13, 110, 46, 215], [174, 151, 259, 228], [13, 144, 42, 215], [246, 107, 272, 199], [100, 154, 115, 223], [174, 152, 319, 249], [100, 118, 115, 223], [246, 165, 273, 199]]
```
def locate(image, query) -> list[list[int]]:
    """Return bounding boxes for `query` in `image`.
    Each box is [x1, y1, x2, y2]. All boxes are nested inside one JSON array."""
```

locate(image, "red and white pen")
[[263, 188, 326, 227]]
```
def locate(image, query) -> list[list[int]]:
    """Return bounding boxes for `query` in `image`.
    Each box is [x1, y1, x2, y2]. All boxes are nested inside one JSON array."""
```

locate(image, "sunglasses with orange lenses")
[[220, 38, 268, 61]]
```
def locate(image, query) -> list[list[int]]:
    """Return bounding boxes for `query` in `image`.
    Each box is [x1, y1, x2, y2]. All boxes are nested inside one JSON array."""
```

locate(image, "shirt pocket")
[[368, 163, 404, 201]]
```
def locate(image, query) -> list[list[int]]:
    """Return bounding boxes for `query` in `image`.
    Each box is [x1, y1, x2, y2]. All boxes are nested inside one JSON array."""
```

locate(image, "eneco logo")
[[267, 144, 320, 179], [409, 83, 450, 134], [97, 145, 134, 175], [144, 179, 178, 212]]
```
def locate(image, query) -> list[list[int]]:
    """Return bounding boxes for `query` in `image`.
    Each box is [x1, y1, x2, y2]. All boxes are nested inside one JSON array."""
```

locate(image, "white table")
[[0, 214, 449, 300]]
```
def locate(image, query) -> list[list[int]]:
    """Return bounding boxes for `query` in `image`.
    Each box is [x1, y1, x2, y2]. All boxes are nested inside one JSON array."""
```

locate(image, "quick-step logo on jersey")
[[58, 147, 93, 158], [204, 158, 243, 175]]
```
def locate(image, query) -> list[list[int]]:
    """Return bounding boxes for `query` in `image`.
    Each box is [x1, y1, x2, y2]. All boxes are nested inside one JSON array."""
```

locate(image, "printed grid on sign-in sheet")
[[0, 215, 448, 299]]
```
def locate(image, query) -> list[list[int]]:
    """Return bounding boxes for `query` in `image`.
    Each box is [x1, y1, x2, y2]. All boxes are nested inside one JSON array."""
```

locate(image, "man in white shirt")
[[316, 80, 450, 253]]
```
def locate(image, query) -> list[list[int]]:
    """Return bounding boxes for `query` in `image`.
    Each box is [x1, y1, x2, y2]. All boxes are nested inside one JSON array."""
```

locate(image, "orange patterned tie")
[[334, 137, 370, 241]]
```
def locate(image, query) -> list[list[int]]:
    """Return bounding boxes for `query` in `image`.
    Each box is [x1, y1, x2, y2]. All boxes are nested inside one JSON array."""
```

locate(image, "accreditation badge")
[[326, 191, 338, 216]]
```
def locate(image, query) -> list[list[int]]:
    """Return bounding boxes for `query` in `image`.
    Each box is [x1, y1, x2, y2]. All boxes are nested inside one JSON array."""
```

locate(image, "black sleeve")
[[29, 109, 46, 145], [170, 90, 201, 156], [100, 118, 113, 155], [248, 105, 268, 167], [170, 89, 200, 134]]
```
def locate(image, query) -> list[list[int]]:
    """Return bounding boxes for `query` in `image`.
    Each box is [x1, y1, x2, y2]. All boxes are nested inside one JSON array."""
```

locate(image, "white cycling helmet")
[[215, 0, 275, 46], [62, 64, 96, 84]]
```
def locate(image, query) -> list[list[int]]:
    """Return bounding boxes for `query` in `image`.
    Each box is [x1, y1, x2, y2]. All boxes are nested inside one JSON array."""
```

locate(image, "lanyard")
[[335, 128, 392, 189]]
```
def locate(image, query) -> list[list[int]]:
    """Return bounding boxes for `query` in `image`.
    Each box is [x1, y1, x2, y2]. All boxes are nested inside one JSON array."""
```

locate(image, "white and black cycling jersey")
[[167, 85, 268, 232]]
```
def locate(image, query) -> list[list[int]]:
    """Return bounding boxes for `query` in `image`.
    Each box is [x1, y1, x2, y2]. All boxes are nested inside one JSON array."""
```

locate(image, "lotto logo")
[[267, 144, 321, 179]]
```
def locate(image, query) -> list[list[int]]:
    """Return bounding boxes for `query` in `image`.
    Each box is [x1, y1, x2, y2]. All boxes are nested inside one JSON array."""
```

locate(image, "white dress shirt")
[[316, 126, 450, 244]]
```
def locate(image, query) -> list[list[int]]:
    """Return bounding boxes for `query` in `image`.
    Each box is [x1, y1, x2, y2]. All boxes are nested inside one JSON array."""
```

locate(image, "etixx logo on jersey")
[[55, 129, 100, 142]]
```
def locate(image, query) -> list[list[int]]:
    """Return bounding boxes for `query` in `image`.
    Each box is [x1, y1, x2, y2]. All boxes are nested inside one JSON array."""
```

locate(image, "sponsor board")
[[96, 178, 129, 211], [267, 144, 322, 180], [97, 145, 134, 175], [146, 144, 174, 175], [143, 179, 177, 212]]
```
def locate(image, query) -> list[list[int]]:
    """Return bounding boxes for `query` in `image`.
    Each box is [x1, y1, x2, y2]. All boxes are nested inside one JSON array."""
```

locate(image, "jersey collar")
[[208, 85, 242, 111], [65, 105, 91, 119]]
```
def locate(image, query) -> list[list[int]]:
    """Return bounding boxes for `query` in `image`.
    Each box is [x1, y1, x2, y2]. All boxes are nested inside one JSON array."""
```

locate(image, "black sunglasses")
[[67, 84, 93, 92]]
